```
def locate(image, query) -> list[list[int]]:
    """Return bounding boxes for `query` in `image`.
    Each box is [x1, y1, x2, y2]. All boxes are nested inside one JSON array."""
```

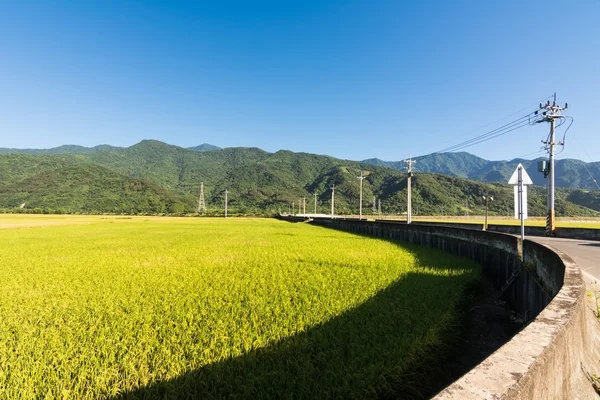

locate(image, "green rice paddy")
[[0, 216, 480, 399]]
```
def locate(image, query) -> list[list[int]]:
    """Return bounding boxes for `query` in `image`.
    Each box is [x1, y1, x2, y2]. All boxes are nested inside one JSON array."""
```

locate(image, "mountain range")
[[0, 140, 598, 216], [362, 152, 600, 190]]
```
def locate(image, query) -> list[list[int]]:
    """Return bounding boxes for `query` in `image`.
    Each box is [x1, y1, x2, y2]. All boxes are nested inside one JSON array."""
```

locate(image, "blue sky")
[[0, 0, 598, 162]]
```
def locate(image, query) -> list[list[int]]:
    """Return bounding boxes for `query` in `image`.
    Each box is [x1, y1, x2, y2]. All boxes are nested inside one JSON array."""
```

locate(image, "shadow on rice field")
[[114, 255, 478, 400]]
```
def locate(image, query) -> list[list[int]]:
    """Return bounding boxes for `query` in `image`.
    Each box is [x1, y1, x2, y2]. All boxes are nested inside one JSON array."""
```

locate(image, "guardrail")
[[280, 216, 599, 399]]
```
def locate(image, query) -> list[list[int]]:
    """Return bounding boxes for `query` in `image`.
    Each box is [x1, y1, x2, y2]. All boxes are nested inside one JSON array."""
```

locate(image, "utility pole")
[[378, 199, 381, 215], [483, 195, 493, 230], [303, 196, 306, 214], [196, 182, 206, 214], [536, 93, 568, 236], [330, 184, 335, 218], [372, 197, 377, 213], [292, 202, 295, 215], [404, 155, 415, 224], [357, 171, 365, 220], [314, 193, 317, 214], [224, 189, 228, 218], [465, 199, 468, 217]]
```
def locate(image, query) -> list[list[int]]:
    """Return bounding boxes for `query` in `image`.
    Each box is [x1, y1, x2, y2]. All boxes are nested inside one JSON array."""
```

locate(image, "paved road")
[[528, 236, 600, 285]]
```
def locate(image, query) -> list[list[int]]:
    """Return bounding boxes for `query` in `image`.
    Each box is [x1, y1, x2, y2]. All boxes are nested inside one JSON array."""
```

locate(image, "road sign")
[[508, 163, 533, 185], [508, 164, 532, 244]]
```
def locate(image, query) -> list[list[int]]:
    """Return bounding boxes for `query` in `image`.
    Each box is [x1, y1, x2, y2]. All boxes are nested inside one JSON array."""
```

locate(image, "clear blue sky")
[[0, 1, 598, 162]]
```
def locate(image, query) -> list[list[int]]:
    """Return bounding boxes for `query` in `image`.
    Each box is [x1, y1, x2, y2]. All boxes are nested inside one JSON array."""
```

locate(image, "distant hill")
[[0, 156, 194, 214], [187, 143, 221, 152], [0, 144, 122, 155], [0, 140, 598, 216], [0, 142, 222, 155], [362, 152, 600, 190]]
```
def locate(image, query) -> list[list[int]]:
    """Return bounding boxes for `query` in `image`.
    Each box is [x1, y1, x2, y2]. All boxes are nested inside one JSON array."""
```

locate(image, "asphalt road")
[[528, 236, 600, 285]]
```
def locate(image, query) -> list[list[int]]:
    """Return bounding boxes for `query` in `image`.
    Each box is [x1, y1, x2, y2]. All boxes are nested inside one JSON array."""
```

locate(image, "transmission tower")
[[197, 182, 206, 214], [404, 155, 416, 224], [535, 93, 568, 236]]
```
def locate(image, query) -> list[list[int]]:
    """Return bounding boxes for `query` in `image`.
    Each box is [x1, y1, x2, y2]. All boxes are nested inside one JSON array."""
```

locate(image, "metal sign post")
[[508, 163, 533, 242]]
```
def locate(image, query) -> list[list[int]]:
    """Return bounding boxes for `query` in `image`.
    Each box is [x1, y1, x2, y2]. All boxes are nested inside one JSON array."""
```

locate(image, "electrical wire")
[[513, 149, 546, 159], [553, 117, 574, 156], [432, 95, 554, 149], [415, 95, 554, 158], [434, 116, 534, 154], [570, 136, 600, 189], [576, 160, 600, 190]]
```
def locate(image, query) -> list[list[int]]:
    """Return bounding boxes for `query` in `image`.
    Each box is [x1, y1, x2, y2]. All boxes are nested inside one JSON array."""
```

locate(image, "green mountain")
[[187, 143, 221, 152], [363, 153, 600, 190], [0, 144, 122, 155], [0, 141, 598, 216], [0, 156, 194, 214]]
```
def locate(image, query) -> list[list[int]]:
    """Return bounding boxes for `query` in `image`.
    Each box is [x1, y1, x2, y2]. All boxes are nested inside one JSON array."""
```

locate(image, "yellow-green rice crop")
[[0, 216, 480, 399]]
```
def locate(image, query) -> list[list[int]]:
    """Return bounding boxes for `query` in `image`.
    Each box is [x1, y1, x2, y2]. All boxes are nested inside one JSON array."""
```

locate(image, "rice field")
[[0, 216, 480, 399]]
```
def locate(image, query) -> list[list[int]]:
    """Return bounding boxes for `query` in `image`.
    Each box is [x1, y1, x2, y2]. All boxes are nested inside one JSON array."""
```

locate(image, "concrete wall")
[[412, 220, 600, 241], [489, 224, 600, 241], [282, 216, 599, 399], [437, 245, 599, 399]]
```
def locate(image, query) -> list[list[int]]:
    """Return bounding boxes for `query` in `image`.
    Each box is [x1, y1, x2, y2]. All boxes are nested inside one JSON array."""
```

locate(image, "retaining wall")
[[282, 216, 598, 399], [409, 220, 600, 241]]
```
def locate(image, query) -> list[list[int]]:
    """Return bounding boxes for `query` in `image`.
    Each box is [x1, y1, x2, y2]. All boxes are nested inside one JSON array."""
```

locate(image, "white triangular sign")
[[507, 163, 533, 185]]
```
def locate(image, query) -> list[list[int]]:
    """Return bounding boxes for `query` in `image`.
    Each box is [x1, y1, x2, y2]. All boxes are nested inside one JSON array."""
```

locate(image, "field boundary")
[[280, 216, 599, 399]]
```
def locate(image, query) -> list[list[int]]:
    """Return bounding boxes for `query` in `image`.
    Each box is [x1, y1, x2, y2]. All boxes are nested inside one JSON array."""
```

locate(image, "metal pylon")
[[197, 182, 206, 213]]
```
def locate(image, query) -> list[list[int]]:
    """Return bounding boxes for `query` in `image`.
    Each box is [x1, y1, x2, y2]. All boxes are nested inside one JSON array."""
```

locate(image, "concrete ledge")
[[436, 244, 598, 399], [412, 220, 600, 242]]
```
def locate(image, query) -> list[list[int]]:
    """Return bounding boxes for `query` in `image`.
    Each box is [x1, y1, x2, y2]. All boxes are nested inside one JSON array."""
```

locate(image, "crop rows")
[[0, 217, 480, 399]]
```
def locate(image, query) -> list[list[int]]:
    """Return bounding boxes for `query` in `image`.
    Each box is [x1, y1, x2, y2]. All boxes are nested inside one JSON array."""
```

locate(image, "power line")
[[570, 137, 600, 190], [424, 95, 554, 156], [434, 115, 534, 154], [513, 149, 546, 159]]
